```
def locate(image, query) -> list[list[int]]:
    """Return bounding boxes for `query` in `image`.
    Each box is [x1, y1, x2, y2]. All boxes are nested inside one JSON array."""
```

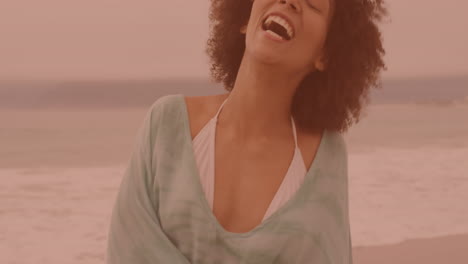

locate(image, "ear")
[[314, 53, 327, 72], [240, 24, 247, 34]]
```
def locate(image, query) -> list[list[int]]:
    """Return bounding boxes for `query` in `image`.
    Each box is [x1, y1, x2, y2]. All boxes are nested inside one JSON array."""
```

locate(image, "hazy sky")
[[1, 0, 467, 80]]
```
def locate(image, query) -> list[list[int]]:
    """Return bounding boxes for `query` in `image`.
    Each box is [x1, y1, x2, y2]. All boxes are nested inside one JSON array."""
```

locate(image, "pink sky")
[[0, 0, 467, 80]]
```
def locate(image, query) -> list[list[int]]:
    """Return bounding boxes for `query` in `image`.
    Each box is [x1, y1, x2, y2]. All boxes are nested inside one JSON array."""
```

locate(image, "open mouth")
[[261, 15, 294, 41]]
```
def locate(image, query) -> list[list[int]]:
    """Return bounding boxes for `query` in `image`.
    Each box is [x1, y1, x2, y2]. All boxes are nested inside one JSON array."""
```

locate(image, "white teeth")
[[264, 15, 294, 39]]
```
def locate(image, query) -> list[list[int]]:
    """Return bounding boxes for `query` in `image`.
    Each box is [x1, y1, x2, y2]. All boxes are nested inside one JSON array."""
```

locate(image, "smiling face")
[[240, 0, 334, 77]]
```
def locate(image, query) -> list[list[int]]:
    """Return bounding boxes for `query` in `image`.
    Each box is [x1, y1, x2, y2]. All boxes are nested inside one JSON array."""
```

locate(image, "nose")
[[279, 0, 301, 12]]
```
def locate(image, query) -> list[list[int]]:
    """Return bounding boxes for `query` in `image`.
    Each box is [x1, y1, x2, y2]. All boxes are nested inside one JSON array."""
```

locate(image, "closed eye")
[[305, 0, 322, 13]]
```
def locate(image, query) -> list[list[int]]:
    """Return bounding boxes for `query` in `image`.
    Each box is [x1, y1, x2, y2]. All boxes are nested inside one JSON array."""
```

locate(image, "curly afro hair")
[[205, 0, 389, 134]]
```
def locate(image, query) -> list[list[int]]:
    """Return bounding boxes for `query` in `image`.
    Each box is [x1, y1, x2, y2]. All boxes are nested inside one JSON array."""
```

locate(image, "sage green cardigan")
[[106, 94, 353, 264]]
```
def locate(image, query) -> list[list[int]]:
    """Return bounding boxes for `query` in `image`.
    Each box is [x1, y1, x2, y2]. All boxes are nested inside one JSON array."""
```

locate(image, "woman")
[[106, 0, 388, 263]]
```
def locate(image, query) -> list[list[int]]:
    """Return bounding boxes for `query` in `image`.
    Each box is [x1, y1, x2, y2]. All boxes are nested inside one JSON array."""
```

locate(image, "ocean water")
[[344, 102, 468, 246], [0, 77, 467, 263], [349, 146, 468, 247], [0, 166, 125, 264]]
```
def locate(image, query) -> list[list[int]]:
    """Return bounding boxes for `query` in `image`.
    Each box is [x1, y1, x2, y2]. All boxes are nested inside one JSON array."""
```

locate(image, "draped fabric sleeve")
[[106, 97, 191, 264], [342, 133, 354, 264], [326, 131, 354, 264]]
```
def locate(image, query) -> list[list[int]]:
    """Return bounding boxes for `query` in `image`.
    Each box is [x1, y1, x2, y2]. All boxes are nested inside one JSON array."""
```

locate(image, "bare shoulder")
[[183, 93, 230, 140]]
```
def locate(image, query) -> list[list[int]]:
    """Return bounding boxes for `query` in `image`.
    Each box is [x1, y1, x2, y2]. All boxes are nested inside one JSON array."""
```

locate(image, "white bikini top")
[[192, 96, 307, 221]]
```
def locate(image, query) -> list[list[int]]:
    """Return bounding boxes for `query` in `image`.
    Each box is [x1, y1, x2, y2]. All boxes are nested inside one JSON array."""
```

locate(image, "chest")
[[211, 136, 296, 234], [185, 95, 321, 234]]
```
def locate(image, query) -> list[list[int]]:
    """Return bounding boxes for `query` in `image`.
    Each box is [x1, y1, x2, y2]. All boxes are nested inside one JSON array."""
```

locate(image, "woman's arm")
[[106, 98, 191, 264]]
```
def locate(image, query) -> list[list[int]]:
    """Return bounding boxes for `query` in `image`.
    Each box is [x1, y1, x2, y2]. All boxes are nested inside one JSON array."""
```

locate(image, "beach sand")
[[353, 233, 468, 264]]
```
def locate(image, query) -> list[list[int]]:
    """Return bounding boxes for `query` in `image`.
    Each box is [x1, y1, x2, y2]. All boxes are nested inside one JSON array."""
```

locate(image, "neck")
[[217, 53, 306, 143]]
